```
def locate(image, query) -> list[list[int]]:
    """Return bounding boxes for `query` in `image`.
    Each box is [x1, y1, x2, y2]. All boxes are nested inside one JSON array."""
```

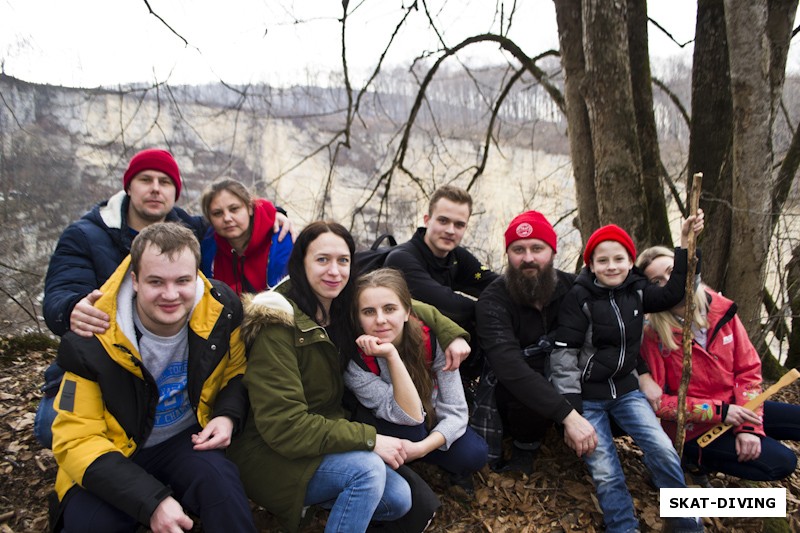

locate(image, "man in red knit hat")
[[37, 148, 292, 448], [44, 149, 199, 338], [473, 210, 597, 473]]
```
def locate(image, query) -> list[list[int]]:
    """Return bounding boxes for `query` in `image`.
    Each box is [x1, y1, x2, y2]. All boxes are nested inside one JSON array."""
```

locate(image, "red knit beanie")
[[583, 224, 636, 264], [122, 149, 182, 200], [504, 211, 557, 252]]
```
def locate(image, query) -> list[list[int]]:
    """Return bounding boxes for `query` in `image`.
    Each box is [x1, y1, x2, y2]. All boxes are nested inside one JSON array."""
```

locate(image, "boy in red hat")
[[549, 220, 704, 533]]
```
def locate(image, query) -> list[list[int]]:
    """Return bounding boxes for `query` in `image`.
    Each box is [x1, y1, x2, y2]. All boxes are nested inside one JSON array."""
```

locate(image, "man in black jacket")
[[385, 185, 496, 373], [473, 211, 596, 472]]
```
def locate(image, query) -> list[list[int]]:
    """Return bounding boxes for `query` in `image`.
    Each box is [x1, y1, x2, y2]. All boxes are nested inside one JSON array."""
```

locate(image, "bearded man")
[[472, 211, 596, 472]]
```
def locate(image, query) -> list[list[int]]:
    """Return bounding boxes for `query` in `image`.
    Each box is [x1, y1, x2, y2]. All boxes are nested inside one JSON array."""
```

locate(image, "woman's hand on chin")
[[357, 334, 399, 360]]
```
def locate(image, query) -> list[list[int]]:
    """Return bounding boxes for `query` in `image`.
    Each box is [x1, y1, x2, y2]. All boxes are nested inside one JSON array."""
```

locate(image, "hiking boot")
[[683, 463, 713, 488], [448, 472, 475, 496], [687, 472, 712, 488], [490, 441, 539, 475]]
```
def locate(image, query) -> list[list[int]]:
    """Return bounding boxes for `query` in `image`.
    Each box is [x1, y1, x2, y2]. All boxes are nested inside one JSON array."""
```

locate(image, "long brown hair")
[[636, 246, 709, 351], [354, 268, 437, 427], [288, 221, 358, 366]]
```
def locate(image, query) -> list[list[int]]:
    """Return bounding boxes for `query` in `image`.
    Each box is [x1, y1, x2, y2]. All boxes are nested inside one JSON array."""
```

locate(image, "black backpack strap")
[[372, 233, 397, 250]]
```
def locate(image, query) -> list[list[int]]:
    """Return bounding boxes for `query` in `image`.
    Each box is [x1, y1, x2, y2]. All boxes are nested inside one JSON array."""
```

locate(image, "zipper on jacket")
[[608, 290, 626, 399], [581, 353, 595, 383], [125, 350, 158, 448]]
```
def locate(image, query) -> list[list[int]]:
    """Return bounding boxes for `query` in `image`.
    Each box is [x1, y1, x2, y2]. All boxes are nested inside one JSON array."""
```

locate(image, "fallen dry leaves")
[[1, 345, 798, 532]]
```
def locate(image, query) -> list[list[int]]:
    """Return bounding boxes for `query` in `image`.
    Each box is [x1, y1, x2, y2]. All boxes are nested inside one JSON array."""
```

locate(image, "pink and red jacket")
[[640, 287, 764, 443]]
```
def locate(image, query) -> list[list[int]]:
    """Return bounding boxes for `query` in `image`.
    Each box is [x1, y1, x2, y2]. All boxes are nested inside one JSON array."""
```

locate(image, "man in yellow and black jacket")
[[50, 223, 255, 533]]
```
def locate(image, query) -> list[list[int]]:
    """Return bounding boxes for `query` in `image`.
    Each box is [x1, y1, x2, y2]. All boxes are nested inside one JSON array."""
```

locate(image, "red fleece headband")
[[583, 224, 636, 264], [504, 211, 557, 252], [123, 149, 182, 200]]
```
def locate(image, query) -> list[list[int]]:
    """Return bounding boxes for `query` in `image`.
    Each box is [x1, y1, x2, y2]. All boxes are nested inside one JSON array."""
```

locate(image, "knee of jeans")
[[586, 450, 623, 485], [390, 480, 412, 518], [354, 453, 388, 490]]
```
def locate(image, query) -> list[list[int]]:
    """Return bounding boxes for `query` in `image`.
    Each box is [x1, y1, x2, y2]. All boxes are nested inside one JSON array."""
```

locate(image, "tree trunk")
[[723, 0, 774, 337], [766, 0, 798, 125], [627, 0, 672, 247], [689, 0, 733, 291], [767, 0, 800, 227], [581, 0, 648, 243], [554, 0, 599, 243], [786, 243, 800, 370]]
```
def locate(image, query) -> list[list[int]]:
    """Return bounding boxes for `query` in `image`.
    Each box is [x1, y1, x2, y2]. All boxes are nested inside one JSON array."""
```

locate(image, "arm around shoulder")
[[44, 222, 105, 336], [244, 325, 377, 459], [411, 300, 469, 348]]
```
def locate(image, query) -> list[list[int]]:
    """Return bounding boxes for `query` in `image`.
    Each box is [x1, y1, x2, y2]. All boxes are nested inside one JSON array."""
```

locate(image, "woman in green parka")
[[228, 221, 468, 532]]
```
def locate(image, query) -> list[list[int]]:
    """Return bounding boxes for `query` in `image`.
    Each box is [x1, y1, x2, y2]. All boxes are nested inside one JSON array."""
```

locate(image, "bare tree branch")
[[0, 84, 29, 132], [652, 76, 691, 127], [647, 16, 694, 48], [771, 117, 800, 228], [466, 66, 526, 191], [142, 0, 189, 46], [0, 283, 41, 330]]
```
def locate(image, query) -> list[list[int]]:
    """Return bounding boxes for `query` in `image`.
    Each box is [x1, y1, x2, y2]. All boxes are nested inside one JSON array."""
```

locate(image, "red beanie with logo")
[[583, 224, 636, 265], [504, 210, 557, 252], [122, 149, 182, 200]]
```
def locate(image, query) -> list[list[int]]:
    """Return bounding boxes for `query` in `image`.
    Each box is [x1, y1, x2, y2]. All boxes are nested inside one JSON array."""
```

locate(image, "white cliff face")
[[0, 75, 581, 331]]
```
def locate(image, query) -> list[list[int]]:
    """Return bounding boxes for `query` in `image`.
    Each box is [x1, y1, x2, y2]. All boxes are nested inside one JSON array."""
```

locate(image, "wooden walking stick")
[[673, 173, 702, 459]]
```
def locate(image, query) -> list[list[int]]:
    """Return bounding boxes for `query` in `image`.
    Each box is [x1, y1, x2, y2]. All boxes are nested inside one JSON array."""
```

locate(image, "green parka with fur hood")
[[228, 281, 467, 531]]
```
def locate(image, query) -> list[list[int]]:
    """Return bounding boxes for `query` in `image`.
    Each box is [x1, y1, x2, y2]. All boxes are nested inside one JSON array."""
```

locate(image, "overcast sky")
[[1, 0, 795, 89]]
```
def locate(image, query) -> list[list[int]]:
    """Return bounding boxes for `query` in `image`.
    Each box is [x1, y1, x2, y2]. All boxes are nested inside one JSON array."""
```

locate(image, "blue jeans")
[[34, 362, 64, 448], [304, 451, 411, 533], [583, 390, 699, 533], [684, 400, 800, 481]]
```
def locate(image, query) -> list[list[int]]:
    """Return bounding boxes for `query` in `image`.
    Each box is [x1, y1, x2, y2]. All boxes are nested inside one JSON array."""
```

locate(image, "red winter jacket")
[[212, 198, 277, 295], [640, 287, 764, 443]]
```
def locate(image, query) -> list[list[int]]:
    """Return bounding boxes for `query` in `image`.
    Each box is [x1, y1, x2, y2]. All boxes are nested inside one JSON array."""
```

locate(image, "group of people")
[[36, 148, 798, 533]]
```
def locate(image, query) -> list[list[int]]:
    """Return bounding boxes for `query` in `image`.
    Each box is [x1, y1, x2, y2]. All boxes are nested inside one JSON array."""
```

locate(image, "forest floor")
[[1, 339, 798, 532]]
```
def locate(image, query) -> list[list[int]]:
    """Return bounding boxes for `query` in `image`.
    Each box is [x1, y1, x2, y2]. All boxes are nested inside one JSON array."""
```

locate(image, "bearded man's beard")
[[505, 259, 557, 308]]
